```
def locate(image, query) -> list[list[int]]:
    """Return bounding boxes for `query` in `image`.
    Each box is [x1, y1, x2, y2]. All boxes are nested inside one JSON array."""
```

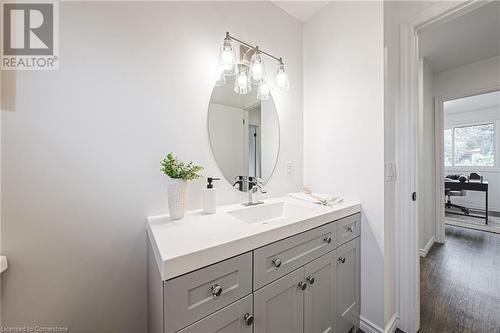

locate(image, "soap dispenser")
[[203, 177, 220, 214]]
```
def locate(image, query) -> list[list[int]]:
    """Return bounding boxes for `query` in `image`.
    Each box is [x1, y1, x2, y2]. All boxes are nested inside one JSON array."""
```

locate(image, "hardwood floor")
[[420, 225, 500, 333]]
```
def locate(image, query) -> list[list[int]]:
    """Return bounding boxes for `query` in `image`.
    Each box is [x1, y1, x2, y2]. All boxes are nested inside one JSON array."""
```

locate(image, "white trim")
[[360, 316, 384, 333], [435, 98, 446, 243], [445, 167, 500, 173], [419, 236, 435, 257], [385, 314, 399, 333], [396, 23, 419, 333], [360, 314, 399, 333]]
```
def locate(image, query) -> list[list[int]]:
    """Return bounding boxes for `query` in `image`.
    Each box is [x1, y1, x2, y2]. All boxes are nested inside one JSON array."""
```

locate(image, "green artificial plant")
[[161, 153, 203, 181]]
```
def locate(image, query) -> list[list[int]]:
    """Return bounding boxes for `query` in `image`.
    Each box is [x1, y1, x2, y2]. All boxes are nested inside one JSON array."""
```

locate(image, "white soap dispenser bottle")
[[203, 177, 219, 214]]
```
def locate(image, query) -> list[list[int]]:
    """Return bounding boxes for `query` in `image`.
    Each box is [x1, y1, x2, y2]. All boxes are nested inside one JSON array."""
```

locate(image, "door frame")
[[395, 1, 492, 332], [434, 85, 500, 244]]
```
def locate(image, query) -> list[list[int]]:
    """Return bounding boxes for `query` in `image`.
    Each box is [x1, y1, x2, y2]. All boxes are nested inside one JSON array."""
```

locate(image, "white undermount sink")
[[227, 201, 320, 225]]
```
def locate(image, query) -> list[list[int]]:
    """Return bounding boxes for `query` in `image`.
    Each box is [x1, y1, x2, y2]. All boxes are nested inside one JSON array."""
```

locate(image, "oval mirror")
[[208, 76, 280, 192]]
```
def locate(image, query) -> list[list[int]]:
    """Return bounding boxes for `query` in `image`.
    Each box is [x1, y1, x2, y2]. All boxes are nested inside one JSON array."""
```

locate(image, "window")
[[444, 123, 495, 167]]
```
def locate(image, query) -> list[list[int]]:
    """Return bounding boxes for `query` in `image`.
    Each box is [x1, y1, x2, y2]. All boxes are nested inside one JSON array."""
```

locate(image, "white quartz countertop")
[[147, 196, 361, 280]]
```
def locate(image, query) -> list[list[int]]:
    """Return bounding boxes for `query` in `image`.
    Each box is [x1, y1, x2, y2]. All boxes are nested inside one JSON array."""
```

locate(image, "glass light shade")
[[257, 82, 270, 101], [218, 39, 237, 76], [250, 51, 266, 85], [274, 63, 290, 92], [214, 66, 226, 86], [234, 64, 251, 94]]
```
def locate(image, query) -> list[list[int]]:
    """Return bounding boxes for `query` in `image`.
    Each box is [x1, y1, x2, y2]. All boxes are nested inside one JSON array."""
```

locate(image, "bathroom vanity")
[[147, 198, 361, 333]]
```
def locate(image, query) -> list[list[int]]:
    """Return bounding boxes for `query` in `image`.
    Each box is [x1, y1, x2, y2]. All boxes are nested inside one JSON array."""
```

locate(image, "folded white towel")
[[288, 192, 343, 206]]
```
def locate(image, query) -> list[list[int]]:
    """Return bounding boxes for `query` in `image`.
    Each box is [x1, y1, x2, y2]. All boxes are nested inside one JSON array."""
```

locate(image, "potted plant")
[[161, 153, 203, 220]]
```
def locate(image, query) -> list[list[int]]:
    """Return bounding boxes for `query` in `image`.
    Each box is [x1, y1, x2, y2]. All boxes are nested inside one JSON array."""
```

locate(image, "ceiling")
[[272, 1, 330, 23], [418, 1, 500, 74], [444, 90, 500, 114]]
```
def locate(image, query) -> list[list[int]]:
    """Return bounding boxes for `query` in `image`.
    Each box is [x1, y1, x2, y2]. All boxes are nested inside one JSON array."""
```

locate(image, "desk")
[[445, 180, 489, 224]]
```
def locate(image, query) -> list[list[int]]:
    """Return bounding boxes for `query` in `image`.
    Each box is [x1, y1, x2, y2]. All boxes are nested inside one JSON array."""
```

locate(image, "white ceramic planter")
[[167, 178, 188, 220]]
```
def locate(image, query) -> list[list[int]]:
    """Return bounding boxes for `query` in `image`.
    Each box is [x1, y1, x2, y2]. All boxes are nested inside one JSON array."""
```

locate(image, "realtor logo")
[[1, 1, 58, 70]]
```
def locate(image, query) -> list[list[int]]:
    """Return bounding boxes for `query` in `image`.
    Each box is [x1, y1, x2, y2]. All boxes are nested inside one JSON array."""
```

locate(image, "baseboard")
[[360, 316, 384, 333], [418, 235, 435, 257], [385, 314, 399, 333]]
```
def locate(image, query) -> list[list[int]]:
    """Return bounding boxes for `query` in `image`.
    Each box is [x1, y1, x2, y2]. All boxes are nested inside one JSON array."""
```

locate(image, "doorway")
[[415, 2, 500, 331], [395, 1, 500, 332], [437, 90, 500, 236]]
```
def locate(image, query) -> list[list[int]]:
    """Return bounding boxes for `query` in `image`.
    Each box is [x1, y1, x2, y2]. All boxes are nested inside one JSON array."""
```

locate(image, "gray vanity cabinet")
[[149, 213, 361, 333], [254, 268, 305, 333], [335, 238, 360, 333], [304, 250, 337, 333]]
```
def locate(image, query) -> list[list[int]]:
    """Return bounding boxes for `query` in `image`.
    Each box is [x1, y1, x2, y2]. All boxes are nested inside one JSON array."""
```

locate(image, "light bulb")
[[250, 50, 266, 85], [257, 82, 270, 101], [234, 64, 251, 94], [218, 38, 237, 76], [274, 62, 290, 92]]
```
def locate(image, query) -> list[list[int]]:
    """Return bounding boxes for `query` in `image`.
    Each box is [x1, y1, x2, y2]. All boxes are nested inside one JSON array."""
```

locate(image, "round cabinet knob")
[[272, 258, 282, 268], [347, 226, 354, 232], [211, 284, 223, 297], [338, 257, 346, 264], [323, 236, 332, 244], [298, 281, 307, 290], [243, 313, 254, 326], [306, 276, 315, 285]]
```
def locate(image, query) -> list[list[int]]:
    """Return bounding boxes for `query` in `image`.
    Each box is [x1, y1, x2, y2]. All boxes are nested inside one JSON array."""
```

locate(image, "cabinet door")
[[304, 251, 336, 333], [177, 295, 253, 333], [254, 267, 305, 333], [336, 238, 360, 333]]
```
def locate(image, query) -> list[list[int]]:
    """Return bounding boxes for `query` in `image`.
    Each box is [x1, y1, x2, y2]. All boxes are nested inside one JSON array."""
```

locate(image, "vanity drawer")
[[337, 213, 361, 246], [164, 252, 252, 333], [253, 222, 336, 289], [177, 294, 253, 333]]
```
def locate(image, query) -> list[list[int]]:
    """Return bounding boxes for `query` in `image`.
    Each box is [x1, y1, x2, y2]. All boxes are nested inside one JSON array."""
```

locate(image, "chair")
[[445, 189, 469, 215]]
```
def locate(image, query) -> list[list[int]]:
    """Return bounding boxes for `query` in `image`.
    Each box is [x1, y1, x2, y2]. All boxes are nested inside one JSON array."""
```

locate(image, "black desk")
[[445, 180, 489, 224]]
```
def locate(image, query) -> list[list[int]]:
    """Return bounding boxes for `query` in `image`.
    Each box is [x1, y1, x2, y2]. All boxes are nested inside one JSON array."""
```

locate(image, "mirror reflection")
[[208, 76, 280, 192]]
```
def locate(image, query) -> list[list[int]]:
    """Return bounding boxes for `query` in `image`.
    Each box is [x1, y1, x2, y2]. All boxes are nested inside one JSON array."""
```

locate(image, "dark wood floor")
[[420, 225, 500, 333]]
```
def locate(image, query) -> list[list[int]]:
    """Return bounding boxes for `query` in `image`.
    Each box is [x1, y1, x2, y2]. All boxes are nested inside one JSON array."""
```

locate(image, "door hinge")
[[412, 192, 417, 201]]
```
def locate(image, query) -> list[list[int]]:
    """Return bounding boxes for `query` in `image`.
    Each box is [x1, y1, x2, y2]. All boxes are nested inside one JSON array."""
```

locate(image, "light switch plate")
[[286, 162, 293, 176], [385, 161, 397, 182]]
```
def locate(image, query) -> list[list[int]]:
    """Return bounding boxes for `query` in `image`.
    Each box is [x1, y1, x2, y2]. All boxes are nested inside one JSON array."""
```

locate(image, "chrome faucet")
[[242, 178, 267, 206]]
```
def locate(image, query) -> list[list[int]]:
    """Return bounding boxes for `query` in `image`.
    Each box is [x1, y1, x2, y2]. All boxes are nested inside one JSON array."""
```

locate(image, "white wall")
[[418, 59, 436, 250], [0, 2, 303, 330], [303, 1, 386, 329], [444, 106, 500, 211]]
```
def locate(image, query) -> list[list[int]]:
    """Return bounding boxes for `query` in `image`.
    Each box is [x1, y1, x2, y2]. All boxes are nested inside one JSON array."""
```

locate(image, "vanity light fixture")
[[216, 32, 290, 95], [257, 82, 270, 101], [234, 64, 251, 94], [274, 62, 290, 93], [214, 65, 226, 87], [250, 47, 265, 85], [218, 36, 238, 76]]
